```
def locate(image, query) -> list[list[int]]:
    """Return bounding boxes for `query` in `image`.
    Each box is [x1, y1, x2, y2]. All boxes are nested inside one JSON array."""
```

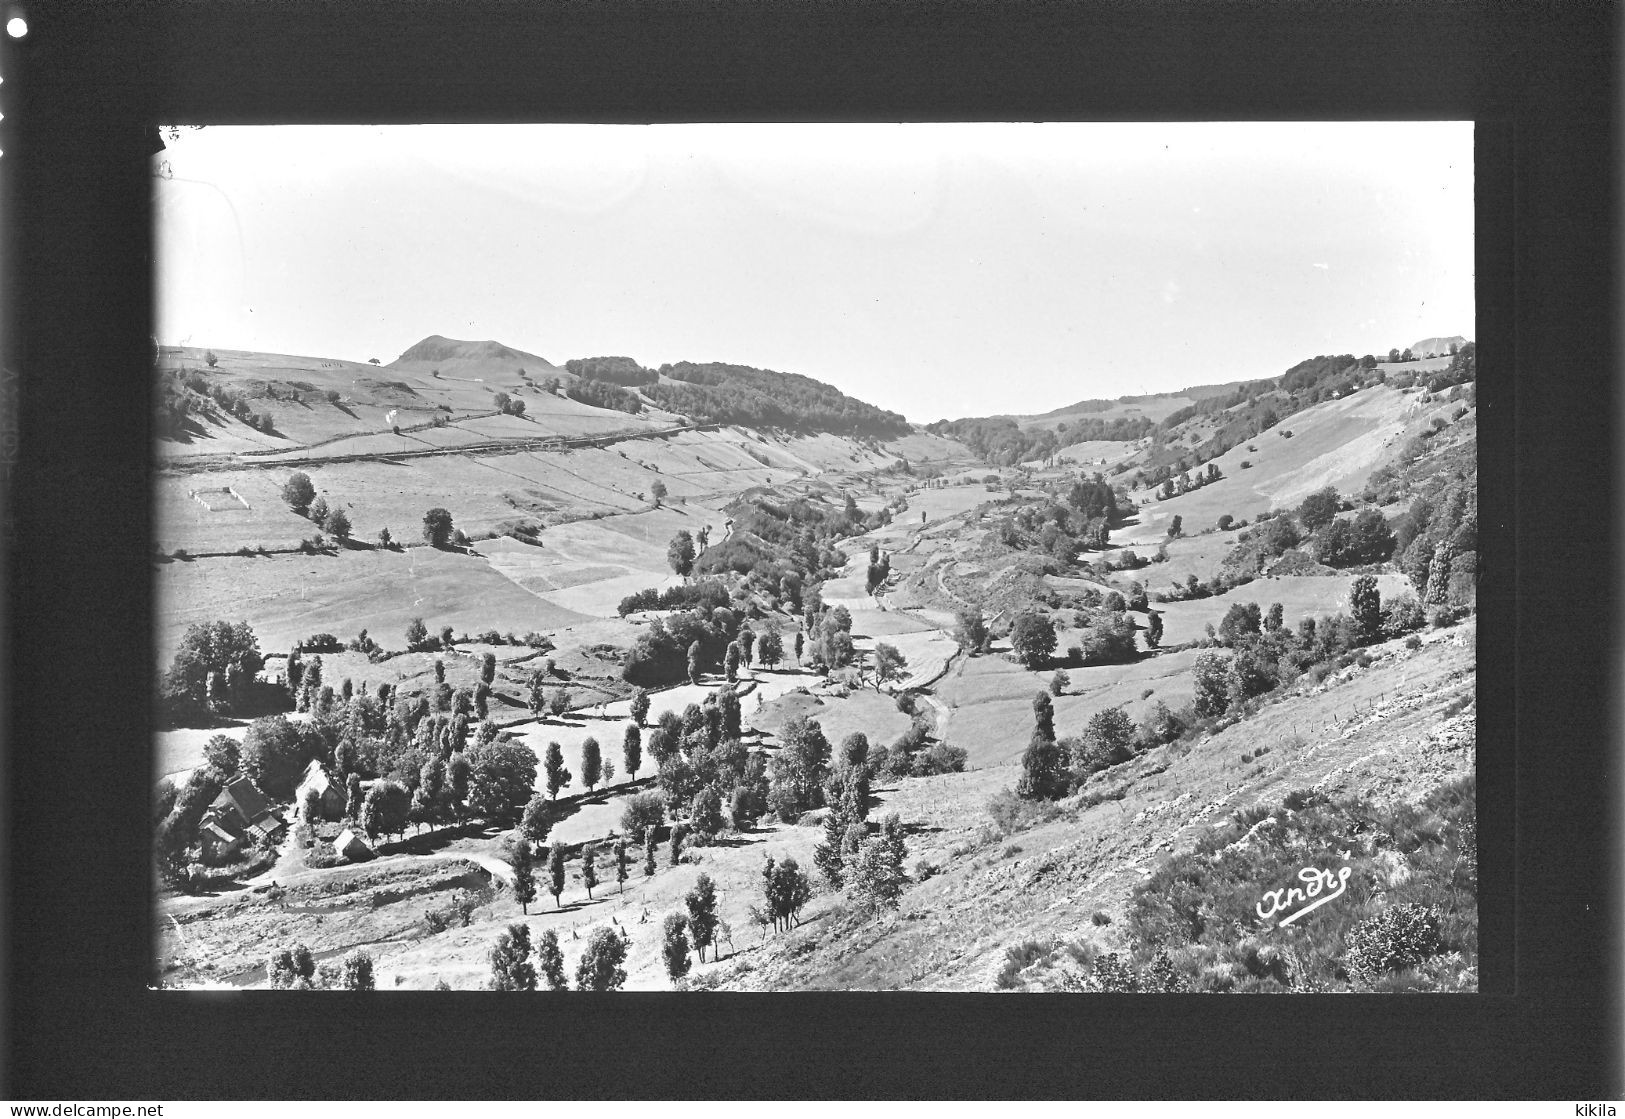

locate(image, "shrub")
[[986, 788, 1023, 836], [424, 889, 483, 933], [1344, 903, 1443, 985], [995, 939, 1056, 989], [1091, 911, 1112, 926], [911, 742, 968, 776], [281, 472, 316, 514]]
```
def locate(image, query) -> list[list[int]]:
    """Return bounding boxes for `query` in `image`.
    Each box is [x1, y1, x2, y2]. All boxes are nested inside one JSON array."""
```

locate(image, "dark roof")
[[201, 820, 242, 846], [213, 776, 272, 822], [246, 819, 285, 843]]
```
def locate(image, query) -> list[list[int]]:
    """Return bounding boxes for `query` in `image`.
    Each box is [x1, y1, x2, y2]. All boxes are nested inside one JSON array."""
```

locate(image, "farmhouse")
[[199, 775, 287, 863], [198, 819, 243, 866], [295, 759, 345, 820]]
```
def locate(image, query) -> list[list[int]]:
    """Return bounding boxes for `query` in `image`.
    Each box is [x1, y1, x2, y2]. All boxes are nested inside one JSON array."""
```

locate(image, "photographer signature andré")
[[1256, 865, 1352, 927]]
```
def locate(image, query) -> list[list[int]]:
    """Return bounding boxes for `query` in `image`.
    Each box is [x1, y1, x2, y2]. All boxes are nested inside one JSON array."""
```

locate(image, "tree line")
[[647, 361, 910, 438]]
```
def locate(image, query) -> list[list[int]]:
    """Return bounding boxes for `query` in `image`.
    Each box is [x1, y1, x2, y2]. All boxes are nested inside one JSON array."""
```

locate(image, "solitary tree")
[[1081, 706, 1137, 767], [581, 737, 602, 792], [813, 802, 850, 888], [662, 913, 692, 985], [281, 472, 316, 514], [481, 652, 497, 685], [535, 929, 568, 990], [953, 609, 990, 655], [360, 780, 410, 840], [685, 873, 720, 962], [849, 836, 907, 912], [794, 631, 805, 663], [574, 927, 629, 991], [757, 630, 784, 669], [323, 506, 352, 542], [489, 923, 537, 991], [202, 734, 241, 776], [1192, 652, 1232, 719], [763, 856, 813, 931], [1032, 691, 1056, 740], [614, 838, 629, 893], [630, 688, 651, 726], [1050, 669, 1069, 696], [548, 844, 566, 908], [644, 829, 659, 877], [687, 641, 703, 686], [1146, 612, 1163, 649], [423, 507, 455, 548], [544, 742, 571, 800], [690, 786, 725, 838], [1009, 612, 1057, 669], [510, 837, 536, 914], [549, 688, 571, 718], [1297, 487, 1341, 533], [650, 480, 668, 506], [1017, 730, 1064, 801], [622, 723, 642, 780], [1349, 574, 1382, 646], [405, 617, 429, 651], [668, 530, 696, 577], [204, 350, 219, 368], [1167, 515, 1183, 539], [873, 643, 907, 690], [446, 752, 471, 811], [724, 644, 740, 682], [520, 794, 552, 845], [340, 950, 375, 991], [581, 844, 599, 899]]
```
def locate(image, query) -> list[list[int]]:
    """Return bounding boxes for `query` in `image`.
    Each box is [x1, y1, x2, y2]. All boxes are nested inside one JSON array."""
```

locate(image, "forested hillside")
[[648, 361, 911, 438]]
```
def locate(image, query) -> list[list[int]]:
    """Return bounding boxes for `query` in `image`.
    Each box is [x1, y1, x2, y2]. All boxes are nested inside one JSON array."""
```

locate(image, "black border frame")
[[3, 0, 1618, 1100]]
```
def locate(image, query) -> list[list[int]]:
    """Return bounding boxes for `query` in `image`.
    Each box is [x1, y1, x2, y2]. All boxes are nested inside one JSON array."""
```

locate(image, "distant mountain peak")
[[1407, 335, 1468, 357], [390, 335, 557, 371]]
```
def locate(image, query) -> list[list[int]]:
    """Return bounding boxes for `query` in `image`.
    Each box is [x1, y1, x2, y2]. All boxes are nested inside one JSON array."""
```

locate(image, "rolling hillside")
[[388, 335, 563, 381], [153, 330, 1472, 996]]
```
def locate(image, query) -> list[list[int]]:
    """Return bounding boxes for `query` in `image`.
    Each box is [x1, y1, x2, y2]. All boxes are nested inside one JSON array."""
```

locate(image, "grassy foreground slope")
[[696, 621, 1475, 991]]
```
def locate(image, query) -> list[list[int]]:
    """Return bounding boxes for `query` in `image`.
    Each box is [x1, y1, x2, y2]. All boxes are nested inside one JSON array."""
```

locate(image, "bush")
[[424, 889, 484, 933], [911, 742, 968, 776], [995, 939, 1057, 989], [1343, 903, 1443, 985], [986, 788, 1024, 836]]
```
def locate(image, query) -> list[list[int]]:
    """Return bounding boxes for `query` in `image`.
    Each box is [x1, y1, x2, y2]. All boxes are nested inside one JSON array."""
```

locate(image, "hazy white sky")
[[155, 122, 1473, 421]]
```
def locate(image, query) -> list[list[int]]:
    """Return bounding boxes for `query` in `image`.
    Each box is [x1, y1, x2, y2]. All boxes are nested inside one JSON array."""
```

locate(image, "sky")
[[154, 122, 1474, 422]]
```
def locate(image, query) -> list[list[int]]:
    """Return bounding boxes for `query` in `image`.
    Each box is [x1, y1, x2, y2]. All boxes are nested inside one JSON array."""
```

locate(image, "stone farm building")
[[198, 776, 287, 865], [295, 759, 345, 821]]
